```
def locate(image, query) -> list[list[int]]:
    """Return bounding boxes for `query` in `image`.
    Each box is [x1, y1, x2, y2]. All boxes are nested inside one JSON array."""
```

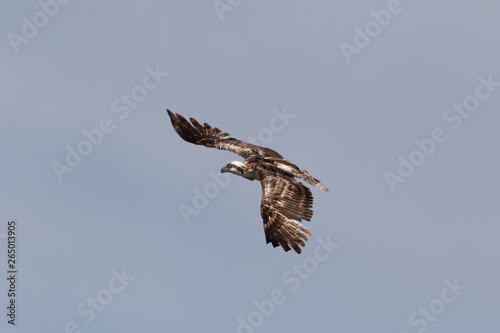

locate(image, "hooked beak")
[[221, 166, 229, 174]]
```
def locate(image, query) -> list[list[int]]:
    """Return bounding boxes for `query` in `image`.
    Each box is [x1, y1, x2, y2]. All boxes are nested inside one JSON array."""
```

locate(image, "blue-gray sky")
[[1, 1, 499, 332]]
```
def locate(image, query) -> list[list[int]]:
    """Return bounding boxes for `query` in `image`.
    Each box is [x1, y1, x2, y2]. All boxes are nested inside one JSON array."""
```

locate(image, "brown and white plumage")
[[167, 109, 329, 254]]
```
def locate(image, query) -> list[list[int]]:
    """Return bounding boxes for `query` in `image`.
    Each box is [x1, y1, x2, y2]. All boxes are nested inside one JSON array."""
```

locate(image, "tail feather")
[[296, 169, 329, 192], [272, 159, 329, 192]]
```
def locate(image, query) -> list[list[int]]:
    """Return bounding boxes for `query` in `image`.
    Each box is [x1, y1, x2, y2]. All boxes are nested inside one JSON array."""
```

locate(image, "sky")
[[1, 1, 499, 332]]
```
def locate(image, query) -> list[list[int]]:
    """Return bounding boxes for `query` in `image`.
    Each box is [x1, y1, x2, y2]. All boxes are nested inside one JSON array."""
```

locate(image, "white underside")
[[276, 163, 294, 175], [288, 218, 308, 232], [230, 160, 245, 168]]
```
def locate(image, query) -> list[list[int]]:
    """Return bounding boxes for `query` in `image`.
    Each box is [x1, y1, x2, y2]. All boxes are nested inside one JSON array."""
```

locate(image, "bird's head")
[[221, 161, 245, 175]]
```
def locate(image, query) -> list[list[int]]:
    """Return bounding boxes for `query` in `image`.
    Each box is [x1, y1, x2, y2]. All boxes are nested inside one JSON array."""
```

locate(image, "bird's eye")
[[227, 163, 232, 168]]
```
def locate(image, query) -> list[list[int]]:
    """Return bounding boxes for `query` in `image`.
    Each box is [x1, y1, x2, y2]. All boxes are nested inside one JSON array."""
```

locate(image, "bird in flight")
[[167, 110, 329, 254]]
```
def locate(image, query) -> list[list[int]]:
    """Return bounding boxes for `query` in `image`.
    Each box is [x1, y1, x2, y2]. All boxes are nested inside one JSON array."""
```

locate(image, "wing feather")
[[167, 110, 283, 159], [259, 171, 314, 254]]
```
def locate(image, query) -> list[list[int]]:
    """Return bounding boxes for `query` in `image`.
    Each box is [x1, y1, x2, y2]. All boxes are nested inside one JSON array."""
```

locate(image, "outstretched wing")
[[167, 110, 283, 159], [259, 169, 314, 254]]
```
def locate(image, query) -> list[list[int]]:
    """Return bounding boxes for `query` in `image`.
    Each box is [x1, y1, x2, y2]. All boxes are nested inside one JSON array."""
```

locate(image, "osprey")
[[167, 110, 329, 254]]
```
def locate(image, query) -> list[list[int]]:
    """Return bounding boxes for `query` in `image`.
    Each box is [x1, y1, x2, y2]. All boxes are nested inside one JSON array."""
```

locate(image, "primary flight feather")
[[167, 109, 329, 254]]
